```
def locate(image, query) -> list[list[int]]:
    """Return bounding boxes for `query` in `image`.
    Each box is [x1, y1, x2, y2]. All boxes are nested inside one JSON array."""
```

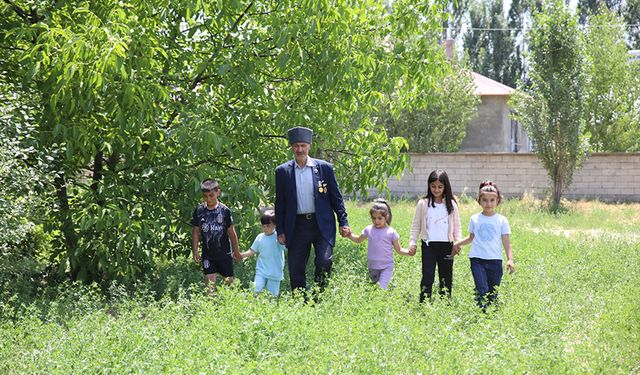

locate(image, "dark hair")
[[370, 198, 392, 225], [478, 180, 502, 204], [260, 209, 276, 225], [425, 169, 457, 214], [200, 178, 219, 192]]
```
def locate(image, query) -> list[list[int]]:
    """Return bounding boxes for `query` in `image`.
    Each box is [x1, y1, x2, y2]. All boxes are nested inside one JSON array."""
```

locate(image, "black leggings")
[[420, 241, 454, 302]]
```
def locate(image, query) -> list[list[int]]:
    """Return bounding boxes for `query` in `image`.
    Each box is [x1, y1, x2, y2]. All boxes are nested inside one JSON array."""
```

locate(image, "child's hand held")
[[408, 245, 417, 256], [451, 244, 460, 256]]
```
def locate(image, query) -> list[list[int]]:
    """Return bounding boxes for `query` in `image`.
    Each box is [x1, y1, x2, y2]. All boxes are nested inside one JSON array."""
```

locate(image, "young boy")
[[240, 210, 287, 296], [191, 178, 241, 296]]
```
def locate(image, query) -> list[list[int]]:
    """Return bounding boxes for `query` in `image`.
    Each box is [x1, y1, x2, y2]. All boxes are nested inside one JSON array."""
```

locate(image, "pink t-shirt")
[[362, 225, 400, 269]]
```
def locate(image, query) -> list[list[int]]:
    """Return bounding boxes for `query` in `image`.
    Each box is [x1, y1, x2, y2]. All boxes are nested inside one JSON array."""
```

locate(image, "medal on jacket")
[[318, 180, 327, 193]]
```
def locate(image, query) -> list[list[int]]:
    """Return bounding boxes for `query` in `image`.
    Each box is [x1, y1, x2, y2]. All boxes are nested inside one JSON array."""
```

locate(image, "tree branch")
[[190, 2, 254, 90], [190, 158, 243, 172], [259, 134, 287, 139], [163, 2, 255, 129], [257, 69, 296, 83], [0, 45, 27, 51], [4, 0, 42, 24], [322, 148, 357, 156]]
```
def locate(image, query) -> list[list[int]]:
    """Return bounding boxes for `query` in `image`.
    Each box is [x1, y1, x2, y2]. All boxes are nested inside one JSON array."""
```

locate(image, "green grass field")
[[1, 198, 639, 373]]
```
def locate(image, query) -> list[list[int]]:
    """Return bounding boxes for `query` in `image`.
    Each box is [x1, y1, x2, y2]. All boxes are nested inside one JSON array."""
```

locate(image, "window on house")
[[510, 119, 520, 153]]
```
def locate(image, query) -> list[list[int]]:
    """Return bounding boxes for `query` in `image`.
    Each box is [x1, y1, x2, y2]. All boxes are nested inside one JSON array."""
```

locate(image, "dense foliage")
[[577, 0, 640, 48], [1, 199, 639, 373], [463, 0, 521, 87], [0, 1, 451, 282], [381, 62, 479, 153], [583, 8, 640, 152], [445, 0, 640, 88], [510, 1, 588, 209]]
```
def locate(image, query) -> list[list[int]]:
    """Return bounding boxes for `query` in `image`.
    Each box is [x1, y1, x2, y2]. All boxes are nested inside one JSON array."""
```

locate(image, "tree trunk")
[[92, 151, 105, 206], [54, 173, 79, 279], [551, 175, 563, 211]]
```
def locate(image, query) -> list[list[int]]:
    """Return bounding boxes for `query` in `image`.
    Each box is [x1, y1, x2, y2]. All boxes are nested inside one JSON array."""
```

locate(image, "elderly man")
[[275, 126, 350, 294]]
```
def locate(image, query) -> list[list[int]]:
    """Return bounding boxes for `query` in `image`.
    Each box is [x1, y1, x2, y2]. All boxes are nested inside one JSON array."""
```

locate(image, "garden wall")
[[382, 152, 640, 202]]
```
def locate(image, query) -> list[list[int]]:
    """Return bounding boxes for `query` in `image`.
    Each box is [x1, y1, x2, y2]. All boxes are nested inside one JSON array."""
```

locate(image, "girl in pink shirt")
[[348, 199, 414, 289]]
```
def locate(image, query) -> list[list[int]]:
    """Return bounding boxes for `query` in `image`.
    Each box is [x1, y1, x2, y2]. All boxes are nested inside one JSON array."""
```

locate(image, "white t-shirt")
[[468, 213, 510, 260], [426, 202, 449, 242]]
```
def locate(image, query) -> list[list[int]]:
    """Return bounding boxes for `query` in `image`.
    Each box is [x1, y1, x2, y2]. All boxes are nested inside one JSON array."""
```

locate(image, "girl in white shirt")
[[409, 170, 462, 302], [453, 180, 515, 311]]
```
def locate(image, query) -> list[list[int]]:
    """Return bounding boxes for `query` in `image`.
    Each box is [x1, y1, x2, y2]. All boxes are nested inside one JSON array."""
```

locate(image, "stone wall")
[[383, 153, 640, 202]]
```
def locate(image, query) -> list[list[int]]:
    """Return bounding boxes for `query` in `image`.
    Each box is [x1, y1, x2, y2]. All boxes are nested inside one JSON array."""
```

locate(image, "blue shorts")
[[202, 256, 234, 277], [254, 274, 281, 296]]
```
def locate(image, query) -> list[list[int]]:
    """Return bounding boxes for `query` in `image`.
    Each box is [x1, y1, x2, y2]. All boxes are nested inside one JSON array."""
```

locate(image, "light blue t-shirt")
[[251, 232, 287, 280], [468, 213, 510, 260]]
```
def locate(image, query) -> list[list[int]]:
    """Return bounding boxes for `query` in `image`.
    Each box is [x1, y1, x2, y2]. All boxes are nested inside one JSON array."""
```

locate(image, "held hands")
[[277, 233, 286, 245], [339, 226, 351, 238], [451, 244, 461, 257], [407, 245, 417, 256], [400, 247, 416, 256]]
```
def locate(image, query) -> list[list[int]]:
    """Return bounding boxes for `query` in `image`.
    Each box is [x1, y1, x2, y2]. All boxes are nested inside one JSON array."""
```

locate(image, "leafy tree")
[[506, 0, 540, 87], [1, 1, 449, 281], [0, 70, 49, 245], [0, 136, 41, 253], [510, 1, 588, 209], [442, 0, 471, 40], [624, 0, 640, 48], [463, 0, 517, 87], [577, 0, 640, 49], [576, 0, 624, 24], [0, 83, 52, 295], [583, 8, 640, 151], [382, 63, 479, 152]]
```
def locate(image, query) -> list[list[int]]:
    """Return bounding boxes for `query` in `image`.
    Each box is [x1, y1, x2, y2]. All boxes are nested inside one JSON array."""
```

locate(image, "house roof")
[[472, 72, 515, 96]]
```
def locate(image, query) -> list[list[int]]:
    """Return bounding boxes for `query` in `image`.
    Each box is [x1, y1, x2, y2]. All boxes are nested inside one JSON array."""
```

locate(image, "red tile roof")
[[472, 72, 515, 96]]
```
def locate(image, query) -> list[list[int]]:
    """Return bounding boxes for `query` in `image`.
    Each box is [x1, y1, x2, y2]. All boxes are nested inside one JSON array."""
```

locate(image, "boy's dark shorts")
[[202, 256, 234, 277]]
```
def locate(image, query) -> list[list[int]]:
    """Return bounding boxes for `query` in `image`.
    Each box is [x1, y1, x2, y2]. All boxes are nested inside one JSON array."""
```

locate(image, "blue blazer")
[[275, 158, 349, 247]]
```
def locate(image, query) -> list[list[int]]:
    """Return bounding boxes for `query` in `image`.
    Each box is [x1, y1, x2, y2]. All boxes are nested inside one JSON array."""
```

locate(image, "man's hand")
[[339, 226, 351, 237], [278, 233, 286, 245], [192, 252, 201, 263]]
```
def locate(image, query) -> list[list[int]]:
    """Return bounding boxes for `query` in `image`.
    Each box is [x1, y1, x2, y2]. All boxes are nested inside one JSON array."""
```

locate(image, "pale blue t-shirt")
[[468, 213, 510, 260], [362, 225, 400, 269], [251, 232, 287, 280]]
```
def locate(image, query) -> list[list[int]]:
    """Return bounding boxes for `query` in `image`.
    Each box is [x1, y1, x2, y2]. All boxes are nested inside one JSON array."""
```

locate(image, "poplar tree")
[[510, 1, 588, 209]]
